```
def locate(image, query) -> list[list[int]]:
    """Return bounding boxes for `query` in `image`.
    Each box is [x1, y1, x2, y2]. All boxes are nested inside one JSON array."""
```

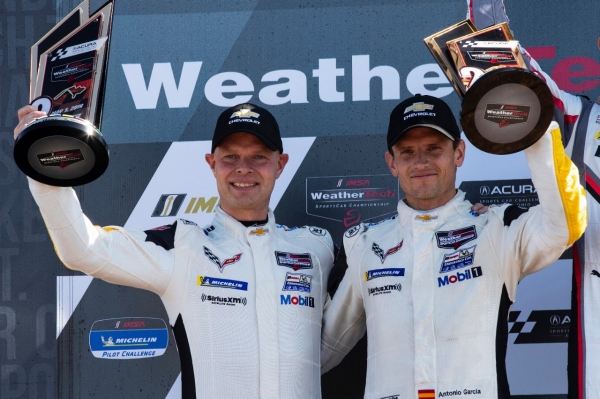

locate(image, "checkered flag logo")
[[51, 48, 68, 62], [461, 41, 477, 48], [372, 243, 385, 263], [203, 246, 242, 273]]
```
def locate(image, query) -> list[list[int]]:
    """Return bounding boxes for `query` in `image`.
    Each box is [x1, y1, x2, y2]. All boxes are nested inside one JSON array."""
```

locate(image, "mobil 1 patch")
[[89, 317, 168, 359]]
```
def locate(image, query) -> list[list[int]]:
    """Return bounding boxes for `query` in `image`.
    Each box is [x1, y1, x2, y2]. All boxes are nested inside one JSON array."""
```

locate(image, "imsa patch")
[[282, 272, 312, 293], [440, 245, 476, 273], [435, 225, 477, 249], [275, 251, 313, 270]]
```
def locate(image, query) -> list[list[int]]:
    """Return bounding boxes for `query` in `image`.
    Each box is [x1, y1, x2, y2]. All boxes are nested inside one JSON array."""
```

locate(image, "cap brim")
[[389, 124, 457, 148]]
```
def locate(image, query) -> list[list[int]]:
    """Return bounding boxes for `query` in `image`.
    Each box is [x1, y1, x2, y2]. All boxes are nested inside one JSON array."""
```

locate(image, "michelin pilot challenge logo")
[[89, 317, 168, 359]]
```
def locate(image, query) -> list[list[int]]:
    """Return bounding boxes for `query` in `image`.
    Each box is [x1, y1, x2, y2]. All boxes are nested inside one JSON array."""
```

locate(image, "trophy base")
[[460, 67, 554, 155], [14, 115, 109, 187]]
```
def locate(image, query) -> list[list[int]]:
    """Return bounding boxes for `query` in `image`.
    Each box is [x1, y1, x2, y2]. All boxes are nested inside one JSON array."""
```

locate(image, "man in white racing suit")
[[321, 93, 586, 398], [468, 1, 600, 396], [15, 102, 334, 399]]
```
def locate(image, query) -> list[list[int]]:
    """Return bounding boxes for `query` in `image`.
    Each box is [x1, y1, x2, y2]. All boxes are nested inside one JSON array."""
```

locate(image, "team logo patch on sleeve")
[[275, 251, 313, 270], [197, 276, 248, 291], [282, 272, 312, 292], [372, 240, 403, 263], [203, 246, 242, 273], [435, 225, 477, 249], [440, 245, 476, 273], [364, 268, 405, 281]]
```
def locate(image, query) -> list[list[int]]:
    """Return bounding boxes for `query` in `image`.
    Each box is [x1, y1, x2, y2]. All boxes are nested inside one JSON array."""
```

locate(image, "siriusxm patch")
[[282, 272, 312, 293], [197, 276, 248, 291], [440, 245, 476, 273], [89, 317, 168, 359], [364, 268, 405, 281]]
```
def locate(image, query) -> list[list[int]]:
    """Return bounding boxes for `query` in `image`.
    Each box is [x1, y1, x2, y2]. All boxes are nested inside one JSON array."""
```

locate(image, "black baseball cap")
[[212, 103, 283, 153], [387, 94, 461, 150]]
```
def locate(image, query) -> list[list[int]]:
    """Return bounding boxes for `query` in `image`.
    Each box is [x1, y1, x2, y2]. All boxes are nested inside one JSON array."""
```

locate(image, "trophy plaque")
[[14, 1, 113, 187], [425, 22, 553, 155]]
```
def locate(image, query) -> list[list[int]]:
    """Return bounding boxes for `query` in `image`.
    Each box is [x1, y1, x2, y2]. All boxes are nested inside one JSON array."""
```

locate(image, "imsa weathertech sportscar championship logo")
[[275, 251, 313, 270], [364, 268, 405, 281], [201, 293, 247, 306], [306, 174, 400, 228], [371, 241, 403, 263], [89, 317, 169, 359], [484, 104, 531, 127], [435, 226, 477, 249], [37, 149, 84, 168]]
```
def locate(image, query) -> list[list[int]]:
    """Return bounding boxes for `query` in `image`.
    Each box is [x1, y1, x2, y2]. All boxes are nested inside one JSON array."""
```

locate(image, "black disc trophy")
[[14, 0, 113, 186], [424, 21, 553, 155]]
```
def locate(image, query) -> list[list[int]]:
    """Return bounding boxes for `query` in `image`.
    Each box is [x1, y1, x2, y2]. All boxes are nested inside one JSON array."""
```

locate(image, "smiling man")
[[320, 94, 587, 398], [16, 103, 334, 399]]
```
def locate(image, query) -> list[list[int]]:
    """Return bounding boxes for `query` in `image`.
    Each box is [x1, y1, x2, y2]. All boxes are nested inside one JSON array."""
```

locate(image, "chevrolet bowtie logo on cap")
[[404, 102, 434, 113], [231, 109, 260, 119], [250, 227, 269, 236]]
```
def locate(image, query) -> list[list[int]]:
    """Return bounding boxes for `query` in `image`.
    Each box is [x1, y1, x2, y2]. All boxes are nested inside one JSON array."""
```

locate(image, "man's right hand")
[[14, 105, 47, 140]]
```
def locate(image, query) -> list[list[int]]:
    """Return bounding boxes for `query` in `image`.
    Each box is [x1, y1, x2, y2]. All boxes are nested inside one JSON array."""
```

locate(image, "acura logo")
[[549, 315, 560, 325], [480, 186, 490, 196]]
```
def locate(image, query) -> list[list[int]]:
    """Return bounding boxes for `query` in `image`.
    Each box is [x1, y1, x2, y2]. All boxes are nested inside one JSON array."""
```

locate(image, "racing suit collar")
[[397, 190, 469, 226], [213, 205, 277, 240]]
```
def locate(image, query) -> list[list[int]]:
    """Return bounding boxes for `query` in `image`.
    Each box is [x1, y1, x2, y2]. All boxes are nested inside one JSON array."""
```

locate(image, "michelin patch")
[[197, 276, 248, 291], [440, 245, 476, 273], [282, 272, 312, 293], [364, 268, 405, 281]]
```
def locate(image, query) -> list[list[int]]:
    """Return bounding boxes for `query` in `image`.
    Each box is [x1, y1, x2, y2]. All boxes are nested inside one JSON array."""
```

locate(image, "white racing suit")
[[28, 178, 334, 399], [321, 124, 586, 399], [468, 1, 600, 397]]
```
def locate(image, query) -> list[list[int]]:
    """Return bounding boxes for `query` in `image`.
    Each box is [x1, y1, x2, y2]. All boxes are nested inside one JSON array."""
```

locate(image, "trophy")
[[14, 0, 113, 186], [424, 21, 553, 155]]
